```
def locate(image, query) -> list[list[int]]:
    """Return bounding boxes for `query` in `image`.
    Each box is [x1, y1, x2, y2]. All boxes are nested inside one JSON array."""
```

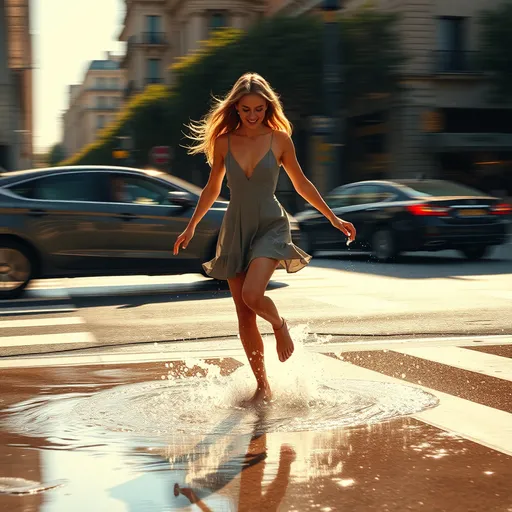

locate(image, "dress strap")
[[269, 130, 274, 150]]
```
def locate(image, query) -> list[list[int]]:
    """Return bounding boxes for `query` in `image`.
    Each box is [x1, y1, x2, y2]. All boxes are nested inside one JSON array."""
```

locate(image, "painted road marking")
[[394, 346, 512, 383], [1, 331, 96, 348], [0, 317, 85, 328]]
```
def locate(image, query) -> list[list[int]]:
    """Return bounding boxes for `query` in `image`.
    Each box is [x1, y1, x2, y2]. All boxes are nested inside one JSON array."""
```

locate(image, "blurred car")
[[294, 179, 511, 262], [0, 165, 302, 299]]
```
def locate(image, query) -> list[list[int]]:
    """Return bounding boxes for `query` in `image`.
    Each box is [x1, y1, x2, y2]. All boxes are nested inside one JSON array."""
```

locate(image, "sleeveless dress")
[[202, 131, 312, 280]]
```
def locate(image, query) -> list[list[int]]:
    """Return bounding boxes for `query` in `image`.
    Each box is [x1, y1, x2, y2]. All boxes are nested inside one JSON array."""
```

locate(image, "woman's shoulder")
[[273, 130, 292, 142]]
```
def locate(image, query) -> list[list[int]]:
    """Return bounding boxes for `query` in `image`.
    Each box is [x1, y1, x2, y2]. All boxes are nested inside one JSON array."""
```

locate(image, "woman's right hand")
[[173, 225, 196, 255]]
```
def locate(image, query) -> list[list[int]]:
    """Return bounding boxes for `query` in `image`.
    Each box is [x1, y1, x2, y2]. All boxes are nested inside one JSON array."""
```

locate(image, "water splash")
[[3, 333, 438, 446]]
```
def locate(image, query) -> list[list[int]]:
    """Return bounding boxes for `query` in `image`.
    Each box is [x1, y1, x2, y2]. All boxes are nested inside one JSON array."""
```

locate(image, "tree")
[[46, 143, 66, 166], [479, 1, 512, 101], [62, 8, 404, 180]]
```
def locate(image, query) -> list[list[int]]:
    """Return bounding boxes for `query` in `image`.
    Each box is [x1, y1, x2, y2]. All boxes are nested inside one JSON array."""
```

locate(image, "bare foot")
[[280, 444, 297, 463], [174, 483, 200, 504], [273, 318, 294, 362], [242, 384, 272, 407]]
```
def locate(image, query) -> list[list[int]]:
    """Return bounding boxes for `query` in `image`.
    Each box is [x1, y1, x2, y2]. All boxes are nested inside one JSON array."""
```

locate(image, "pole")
[[322, 0, 342, 192]]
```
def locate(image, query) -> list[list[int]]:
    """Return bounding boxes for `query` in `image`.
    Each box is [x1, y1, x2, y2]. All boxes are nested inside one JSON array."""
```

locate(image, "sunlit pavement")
[[0, 330, 511, 511], [1, 239, 511, 357], [1, 243, 511, 510]]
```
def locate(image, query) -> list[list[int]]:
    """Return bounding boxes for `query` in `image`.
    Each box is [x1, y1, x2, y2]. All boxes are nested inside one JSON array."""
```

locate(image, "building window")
[[95, 77, 106, 89], [146, 15, 162, 33], [146, 58, 162, 84], [110, 77, 118, 89], [97, 115, 105, 130], [145, 15, 163, 43], [96, 96, 107, 108], [208, 11, 228, 34], [436, 17, 467, 72]]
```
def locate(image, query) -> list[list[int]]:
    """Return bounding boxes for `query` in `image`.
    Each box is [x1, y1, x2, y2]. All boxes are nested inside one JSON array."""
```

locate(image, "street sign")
[[150, 146, 171, 165]]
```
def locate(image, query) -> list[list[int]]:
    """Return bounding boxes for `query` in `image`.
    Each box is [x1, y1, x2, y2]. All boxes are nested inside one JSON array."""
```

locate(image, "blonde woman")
[[174, 73, 356, 405]]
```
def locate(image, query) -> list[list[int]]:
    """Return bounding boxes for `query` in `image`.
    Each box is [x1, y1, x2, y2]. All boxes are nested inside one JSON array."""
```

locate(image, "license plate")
[[458, 209, 486, 217]]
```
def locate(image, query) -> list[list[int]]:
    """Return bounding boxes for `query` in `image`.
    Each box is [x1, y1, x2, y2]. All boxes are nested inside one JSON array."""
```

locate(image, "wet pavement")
[[1, 337, 511, 511]]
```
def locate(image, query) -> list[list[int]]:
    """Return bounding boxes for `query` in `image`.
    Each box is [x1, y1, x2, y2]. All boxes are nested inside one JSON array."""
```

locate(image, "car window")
[[109, 175, 171, 205], [326, 187, 361, 208], [351, 185, 397, 205], [398, 180, 485, 197], [10, 173, 105, 202]]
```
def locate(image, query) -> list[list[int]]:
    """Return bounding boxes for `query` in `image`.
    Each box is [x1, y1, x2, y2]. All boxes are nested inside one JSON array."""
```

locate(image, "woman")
[[174, 73, 356, 405]]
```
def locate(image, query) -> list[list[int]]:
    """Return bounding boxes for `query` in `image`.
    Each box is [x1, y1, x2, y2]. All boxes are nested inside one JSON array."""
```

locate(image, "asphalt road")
[[2, 240, 510, 357]]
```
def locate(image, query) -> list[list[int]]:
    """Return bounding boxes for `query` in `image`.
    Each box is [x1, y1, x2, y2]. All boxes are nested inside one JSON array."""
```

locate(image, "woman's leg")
[[241, 257, 294, 363], [228, 272, 271, 403]]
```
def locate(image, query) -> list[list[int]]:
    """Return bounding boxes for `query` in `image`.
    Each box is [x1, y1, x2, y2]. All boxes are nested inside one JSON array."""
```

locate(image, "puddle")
[[0, 335, 462, 511]]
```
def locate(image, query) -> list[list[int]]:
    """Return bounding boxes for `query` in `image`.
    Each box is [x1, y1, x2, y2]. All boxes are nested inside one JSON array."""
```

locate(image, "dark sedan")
[[295, 179, 510, 262], [0, 165, 230, 299]]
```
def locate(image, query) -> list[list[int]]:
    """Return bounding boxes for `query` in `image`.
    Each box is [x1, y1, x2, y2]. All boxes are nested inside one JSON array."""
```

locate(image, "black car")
[[295, 179, 510, 262]]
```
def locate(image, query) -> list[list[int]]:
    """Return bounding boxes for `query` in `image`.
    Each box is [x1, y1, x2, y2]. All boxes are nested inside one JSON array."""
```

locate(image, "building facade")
[[119, 0, 266, 97], [0, 0, 33, 171], [268, 0, 512, 198], [62, 54, 126, 158]]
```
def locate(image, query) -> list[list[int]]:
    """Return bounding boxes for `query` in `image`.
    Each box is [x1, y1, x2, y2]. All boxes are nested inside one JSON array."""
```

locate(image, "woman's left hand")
[[331, 216, 356, 244]]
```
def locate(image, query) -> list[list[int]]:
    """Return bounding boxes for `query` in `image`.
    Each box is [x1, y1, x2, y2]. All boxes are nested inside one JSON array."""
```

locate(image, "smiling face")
[[236, 93, 268, 131]]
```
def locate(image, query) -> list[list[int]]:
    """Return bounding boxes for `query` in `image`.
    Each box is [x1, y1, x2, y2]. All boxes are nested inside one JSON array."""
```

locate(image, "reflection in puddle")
[[4, 353, 438, 445], [0, 477, 66, 495], [0, 347, 444, 510]]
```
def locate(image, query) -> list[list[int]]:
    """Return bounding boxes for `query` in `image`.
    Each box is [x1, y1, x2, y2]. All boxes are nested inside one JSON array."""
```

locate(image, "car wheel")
[[458, 245, 490, 261], [300, 230, 315, 256], [371, 228, 398, 262], [0, 241, 35, 299]]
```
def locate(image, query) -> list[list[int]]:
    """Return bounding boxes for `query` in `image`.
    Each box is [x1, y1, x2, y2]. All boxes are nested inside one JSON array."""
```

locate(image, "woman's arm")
[[173, 137, 227, 255], [279, 133, 356, 242]]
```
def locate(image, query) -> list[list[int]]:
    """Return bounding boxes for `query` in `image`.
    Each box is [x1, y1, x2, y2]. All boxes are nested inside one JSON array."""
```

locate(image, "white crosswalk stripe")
[[0, 282, 96, 353]]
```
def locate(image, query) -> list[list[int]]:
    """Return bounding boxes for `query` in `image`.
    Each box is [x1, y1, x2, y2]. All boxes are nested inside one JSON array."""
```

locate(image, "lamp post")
[[321, 0, 342, 192]]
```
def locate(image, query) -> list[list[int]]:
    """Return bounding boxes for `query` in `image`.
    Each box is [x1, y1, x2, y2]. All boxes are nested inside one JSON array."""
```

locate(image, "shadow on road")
[[70, 278, 289, 309], [310, 248, 512, 279]]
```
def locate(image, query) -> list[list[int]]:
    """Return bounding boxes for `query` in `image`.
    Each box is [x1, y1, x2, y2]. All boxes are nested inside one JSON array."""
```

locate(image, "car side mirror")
[[168, 190, 195, 208]]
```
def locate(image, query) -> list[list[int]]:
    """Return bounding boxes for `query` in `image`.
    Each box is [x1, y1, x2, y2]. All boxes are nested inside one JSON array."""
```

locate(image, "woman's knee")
[[241, 286, 264, 311]]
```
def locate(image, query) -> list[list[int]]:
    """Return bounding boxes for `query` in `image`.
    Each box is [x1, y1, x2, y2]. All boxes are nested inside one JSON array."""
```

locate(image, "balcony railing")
[[142, 31, 167, 45], [87, 105, 119, 111], [433, 50, 481, 74], [86, 86, 124, 91], [145, 77, 164, 85]]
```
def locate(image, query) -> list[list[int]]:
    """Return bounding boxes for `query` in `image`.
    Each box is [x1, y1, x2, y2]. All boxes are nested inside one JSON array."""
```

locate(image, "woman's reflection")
[[172, 408, 295, 511]]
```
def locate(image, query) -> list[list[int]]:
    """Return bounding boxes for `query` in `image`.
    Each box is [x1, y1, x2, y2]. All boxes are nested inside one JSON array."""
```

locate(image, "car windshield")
[[398, 180, 486, 198]]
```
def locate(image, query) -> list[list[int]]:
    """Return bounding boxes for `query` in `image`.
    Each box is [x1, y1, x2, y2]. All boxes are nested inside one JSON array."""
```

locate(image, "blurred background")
[[2, 0, 512, 213]]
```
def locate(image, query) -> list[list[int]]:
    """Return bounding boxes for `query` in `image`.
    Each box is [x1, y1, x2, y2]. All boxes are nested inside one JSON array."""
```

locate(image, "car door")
[[99, 172, 207, 274], [314, 186, 364, 250], [347, 185, 399, 248], [7, 171, 114, 273]]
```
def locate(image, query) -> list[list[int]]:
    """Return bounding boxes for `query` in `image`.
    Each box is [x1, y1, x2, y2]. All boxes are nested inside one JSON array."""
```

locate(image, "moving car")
[[0, 165, 300, 299], [294, 179, 510, 262]]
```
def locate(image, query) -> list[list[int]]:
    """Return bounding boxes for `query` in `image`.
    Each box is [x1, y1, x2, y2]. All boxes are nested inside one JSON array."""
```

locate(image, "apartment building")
[[62, 54, 126, 157], [119, 0, 266, 97], [268, 0, 512, 196], [0, 0, 33, 171]]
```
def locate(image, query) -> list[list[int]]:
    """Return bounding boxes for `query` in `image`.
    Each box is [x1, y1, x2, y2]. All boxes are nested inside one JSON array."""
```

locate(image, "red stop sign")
[[150, 146, 171, 165]]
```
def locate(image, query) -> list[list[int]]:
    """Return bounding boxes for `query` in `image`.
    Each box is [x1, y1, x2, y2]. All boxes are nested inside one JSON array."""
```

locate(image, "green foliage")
[[479, 1, 512, 101], [64, 8, 404, 177], [47, 143, 67, 166]]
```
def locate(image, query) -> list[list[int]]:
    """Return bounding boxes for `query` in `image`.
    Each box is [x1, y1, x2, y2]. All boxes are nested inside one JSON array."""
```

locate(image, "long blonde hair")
[[186, 73, 293, 164]]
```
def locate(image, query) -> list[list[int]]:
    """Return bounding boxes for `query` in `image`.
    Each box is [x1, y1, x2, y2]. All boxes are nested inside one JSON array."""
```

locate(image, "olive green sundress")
[[203, 131, 312, 280]]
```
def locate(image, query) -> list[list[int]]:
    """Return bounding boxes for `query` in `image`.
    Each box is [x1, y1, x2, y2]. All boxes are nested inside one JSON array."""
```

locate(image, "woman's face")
[[236, 94, 268, 130]]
